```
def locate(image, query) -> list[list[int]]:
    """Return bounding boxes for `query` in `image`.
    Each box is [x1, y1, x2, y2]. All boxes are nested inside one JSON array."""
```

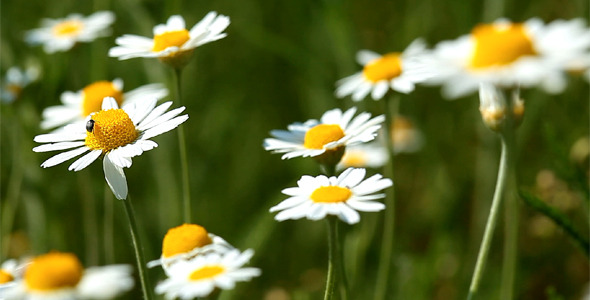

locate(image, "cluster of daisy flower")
[[149, 223, 260, 299], [0, 252, 134, 299]]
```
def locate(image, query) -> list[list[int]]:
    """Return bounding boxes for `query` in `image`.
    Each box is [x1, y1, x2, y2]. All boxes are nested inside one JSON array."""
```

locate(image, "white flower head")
[[336, 39, 430, 101], [26, 11, 115, 53], [40, 79, 169, 131], [148, 224, 235, 274], [1, 66, 40, 104], [155, 249, 261, 300], [337, 142, 388, 170], [1, 252, 133, 300], [419, 18, 590, 98], [264, 107, 385, 164], [270, 168, 392, 224], [109, 12, 230, 67], [33, 97, 188, 200]]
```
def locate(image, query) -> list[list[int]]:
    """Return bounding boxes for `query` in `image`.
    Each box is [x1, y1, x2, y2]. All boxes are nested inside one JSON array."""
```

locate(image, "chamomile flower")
[[109, 12, 229, 67], [148, 224, 234, 273], [0, 259, 25, 291], [335, 39, 429, 101], [337, 142, 388, 170], [421, 18, 590, 98], [40, 78, 169, 130], [264, 107, 385, 164], [270, 168, 392, 224], [33, 97, 188, 200], [26, 11, 115, 53], [155, 249, 261, 300], [1, 66, 40, 104], [2, 252, 133, 300]]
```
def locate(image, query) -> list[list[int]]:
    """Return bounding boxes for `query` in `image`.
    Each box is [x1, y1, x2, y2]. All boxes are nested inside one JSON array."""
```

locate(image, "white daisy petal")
[[141, 115, 189, 140], [68, 149, 102, 171], [33, 141, 85, 152], [40, 146, 88, 168], [103, 155, 128, 200]]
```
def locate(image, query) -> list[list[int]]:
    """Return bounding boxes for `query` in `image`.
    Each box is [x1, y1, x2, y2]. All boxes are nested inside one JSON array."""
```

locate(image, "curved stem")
[[375, 94, 400, 300], [174, 67, 192, 223], [122, 197, 153, 300], [324, 217, 338, 300], [467, 135, 512, 299]]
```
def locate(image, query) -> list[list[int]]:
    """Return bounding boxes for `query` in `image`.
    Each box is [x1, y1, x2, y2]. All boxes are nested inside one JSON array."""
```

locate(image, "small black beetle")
[[86, 119, 95, 133]]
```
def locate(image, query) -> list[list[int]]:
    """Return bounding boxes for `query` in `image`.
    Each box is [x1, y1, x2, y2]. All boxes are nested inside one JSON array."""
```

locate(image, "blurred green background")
[[1, 0, 588, 299]]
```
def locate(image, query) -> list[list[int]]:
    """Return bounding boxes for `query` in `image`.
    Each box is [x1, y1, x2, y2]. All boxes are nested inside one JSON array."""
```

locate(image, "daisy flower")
[[108, 12, 230, 67], [1, 66, 40, 104], [155, 249, 261, 300], [0, 259, 26, 290], [335, 39, 429, 101], [148, 223, 234, 273], [263, 107, 385, 164], [337, 142, 388, 170], [1, 252, 133, 300], [420, 18, 590, 98], [270, 168, 393, 224], [33, 97, 188, 200], [390, 116, 424, 154], [26, 11, 115, 54], [40, 78, 169, 130]]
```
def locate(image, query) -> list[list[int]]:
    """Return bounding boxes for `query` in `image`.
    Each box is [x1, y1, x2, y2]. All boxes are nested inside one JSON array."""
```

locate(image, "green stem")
[[122, 197, 153, 300], [468, 135, 512, 300], [324, 217, 338, 300], [174, 67, 192, 223], [334, 218, 349, 300], [500, 166, 517, 300], [375, 94, 400, 300]]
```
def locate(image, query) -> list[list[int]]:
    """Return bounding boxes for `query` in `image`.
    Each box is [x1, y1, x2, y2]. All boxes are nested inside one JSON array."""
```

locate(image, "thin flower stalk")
[[174, 67, 192, 223], [122, 196, 154, 300], [375, 94, 400, 300], [324, 217, 337, 300]]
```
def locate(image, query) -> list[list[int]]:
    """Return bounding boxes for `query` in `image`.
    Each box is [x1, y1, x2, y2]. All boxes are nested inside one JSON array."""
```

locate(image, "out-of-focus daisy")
[[1, 66, 40, 104], [420, 18, 590, 98], [33, 97, 188, 200], [1, 252, 133, 299], [337, 142, 388, 170], [335, 39, 429, 101], [270, 168, 392, 224], [390, 116, 424, 154], [0, 259, 26, 291], [264, 107, 385, 165], [155, 249, 260, 300], [26, 11, 115, 53], [40, 79, 168, 130], [148, 223, 234, 272], [109, 12, 229, 67]]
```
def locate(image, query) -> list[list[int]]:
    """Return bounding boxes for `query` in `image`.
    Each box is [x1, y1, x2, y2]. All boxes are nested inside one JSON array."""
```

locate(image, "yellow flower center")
[[470, 23, 537, 69], [304, 124, 345, 149], [189, 265, 225, 281], [85, 109, 138, 153], [363, 53, 403, 83], [53, 20, 83, 37], [162, 224, 213, 258], [152, 30, 190, 52], [82, 81, 124, 117], [310, 186, 352, 203], [0, 270, 14, 283], [24, 252, 83, 291], [341, 151, 368, 168]]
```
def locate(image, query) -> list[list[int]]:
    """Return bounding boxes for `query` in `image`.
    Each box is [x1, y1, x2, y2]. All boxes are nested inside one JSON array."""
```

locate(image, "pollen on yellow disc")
[[189, 265, 225, 281], [162, 224, 213, 258], [304, 124, 345, 150], [24, 252, 83, 291], [152, 30, 190, 52], [470, 23, 536, 69], [82, 81, 124, 117], [310, 186, 352, 203], [53, 20, 83, 37], [85, 109, 138, 153], [0, 270, 14, 283], [363, 53, 403, 83]]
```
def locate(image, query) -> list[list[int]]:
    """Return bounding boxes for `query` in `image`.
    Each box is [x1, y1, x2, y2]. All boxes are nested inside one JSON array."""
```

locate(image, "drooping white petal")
[[103, 155, 128, 200]]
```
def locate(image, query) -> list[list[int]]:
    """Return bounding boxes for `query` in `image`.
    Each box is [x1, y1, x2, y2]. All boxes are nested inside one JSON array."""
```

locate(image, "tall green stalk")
[[122, 196, 153, 300], [173, 67, 192, 223], [324, 217, 338, 300], [375, 94, 400, 300]]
